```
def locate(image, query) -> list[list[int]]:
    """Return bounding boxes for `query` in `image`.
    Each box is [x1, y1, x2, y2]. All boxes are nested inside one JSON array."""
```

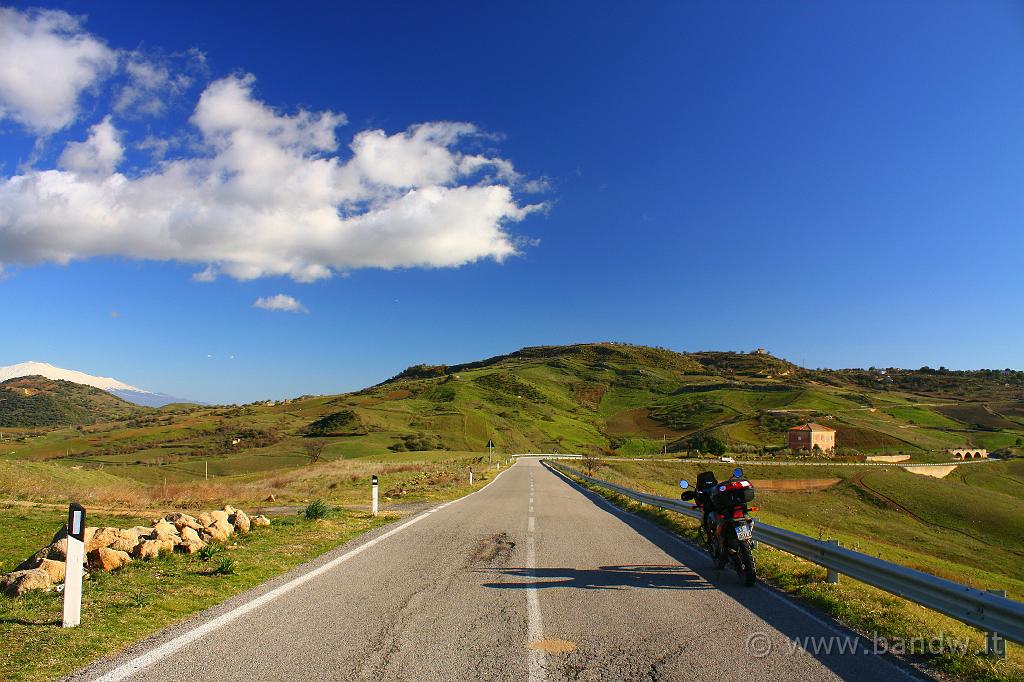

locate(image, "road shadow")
[[481, 563, 713, 591], [537, 464, 928, 681]]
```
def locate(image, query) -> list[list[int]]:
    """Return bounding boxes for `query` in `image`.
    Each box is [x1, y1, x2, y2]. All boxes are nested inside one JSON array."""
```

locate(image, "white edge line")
[[91, 463, 514, 682]]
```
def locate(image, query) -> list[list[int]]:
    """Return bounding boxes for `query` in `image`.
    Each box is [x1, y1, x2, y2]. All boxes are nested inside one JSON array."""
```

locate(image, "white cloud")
[[0, 8, 116, 133], [136, 134, 174, 160], [57, 116, 123, 175], [0, 74, 544, 281], [113, 51, 192, 116], [253, 294, 308, 313]]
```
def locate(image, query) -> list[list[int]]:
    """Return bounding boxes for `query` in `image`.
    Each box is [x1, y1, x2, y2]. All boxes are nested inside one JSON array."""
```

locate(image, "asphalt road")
[[75, 457, 922, 682]]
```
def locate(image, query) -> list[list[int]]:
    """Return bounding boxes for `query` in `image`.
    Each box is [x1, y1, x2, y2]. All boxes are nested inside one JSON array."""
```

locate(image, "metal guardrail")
[[548, 461, 1024, 647]]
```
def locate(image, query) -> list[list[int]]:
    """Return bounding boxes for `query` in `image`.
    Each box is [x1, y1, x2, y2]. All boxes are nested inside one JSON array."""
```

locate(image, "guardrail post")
[[986, 589, 1007, 659], [825, 540, 840, 584]]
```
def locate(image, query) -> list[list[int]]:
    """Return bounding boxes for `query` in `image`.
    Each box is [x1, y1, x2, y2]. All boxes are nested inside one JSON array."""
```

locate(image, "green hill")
[[1, 344, 1022, 478], [356, 343, 1024, 457], [0, 376, 141, 427]]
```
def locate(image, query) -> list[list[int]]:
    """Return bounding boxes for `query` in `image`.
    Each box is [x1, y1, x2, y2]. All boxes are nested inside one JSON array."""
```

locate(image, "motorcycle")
[[679, 467, 757, 586]]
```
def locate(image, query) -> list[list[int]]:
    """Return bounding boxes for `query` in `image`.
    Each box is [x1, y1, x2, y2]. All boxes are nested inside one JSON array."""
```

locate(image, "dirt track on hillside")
[[751, 478, 840, 491]]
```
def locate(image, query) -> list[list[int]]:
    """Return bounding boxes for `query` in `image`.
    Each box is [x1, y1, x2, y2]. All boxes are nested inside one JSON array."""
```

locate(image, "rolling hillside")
[[2, 344, 1021, 488], [0, 376, 142, 427], [350, 343, 1024, 457]]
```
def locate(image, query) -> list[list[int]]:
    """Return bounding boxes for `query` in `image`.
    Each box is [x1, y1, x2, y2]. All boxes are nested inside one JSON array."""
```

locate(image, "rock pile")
[[0, 506, 271, 597]]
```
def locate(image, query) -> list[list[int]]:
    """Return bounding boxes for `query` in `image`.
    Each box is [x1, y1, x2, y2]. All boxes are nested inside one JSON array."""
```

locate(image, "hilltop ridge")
[[3, 343, 1022, 466]]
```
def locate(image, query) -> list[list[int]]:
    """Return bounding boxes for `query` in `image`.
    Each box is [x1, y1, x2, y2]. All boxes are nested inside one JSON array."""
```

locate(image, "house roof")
[[789, 422, 836, 432]]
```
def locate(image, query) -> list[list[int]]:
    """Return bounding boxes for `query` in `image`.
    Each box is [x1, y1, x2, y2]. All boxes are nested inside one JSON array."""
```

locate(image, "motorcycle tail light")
[[732, 508, 745, 519]]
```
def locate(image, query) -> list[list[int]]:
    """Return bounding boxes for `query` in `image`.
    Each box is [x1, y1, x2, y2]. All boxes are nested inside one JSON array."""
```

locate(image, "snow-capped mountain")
[[0, 361, 196, 407]]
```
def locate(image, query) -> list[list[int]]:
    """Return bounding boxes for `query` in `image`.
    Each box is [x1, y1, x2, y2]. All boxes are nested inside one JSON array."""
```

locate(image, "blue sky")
[[1, 2, 1022, 404]]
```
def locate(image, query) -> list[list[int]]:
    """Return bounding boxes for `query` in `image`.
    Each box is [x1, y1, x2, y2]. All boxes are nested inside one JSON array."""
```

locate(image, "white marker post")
[[469, 467, 474, 485], [63, 502, 86, 628], [371, 475, 379, 517]]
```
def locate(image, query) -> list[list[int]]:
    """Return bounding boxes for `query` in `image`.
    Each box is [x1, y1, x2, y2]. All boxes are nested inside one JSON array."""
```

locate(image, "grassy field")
[[557, 465, 1024, 682], [0, 450, 499, 511]]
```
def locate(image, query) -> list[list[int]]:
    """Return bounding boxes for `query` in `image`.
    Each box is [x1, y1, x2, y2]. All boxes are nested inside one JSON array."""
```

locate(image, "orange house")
[[788, 423, 836, 453]]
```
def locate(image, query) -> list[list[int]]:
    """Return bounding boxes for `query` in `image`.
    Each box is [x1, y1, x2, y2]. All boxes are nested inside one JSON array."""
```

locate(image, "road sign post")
[[371, 475, 379, 516], [487, 439, 494, 466], [63, 502, 86, 628]]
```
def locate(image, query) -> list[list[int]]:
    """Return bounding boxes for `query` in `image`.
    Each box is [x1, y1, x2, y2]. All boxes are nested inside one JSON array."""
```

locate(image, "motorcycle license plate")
[[735, 523, 752, 541]]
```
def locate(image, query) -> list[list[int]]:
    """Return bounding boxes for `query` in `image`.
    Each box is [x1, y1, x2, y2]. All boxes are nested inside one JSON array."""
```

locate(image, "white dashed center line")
[[525, 471, 545, 681]]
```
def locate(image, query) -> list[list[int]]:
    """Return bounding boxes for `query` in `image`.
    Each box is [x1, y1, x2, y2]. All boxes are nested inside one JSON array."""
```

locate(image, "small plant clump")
[[211, 557, 236, 575], [197, 543, 223, 561], [304, 499, 330, 520]]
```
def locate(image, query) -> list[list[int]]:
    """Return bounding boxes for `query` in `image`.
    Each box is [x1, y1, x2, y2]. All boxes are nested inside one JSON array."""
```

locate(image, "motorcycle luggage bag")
[[710, 479, 755, 509]]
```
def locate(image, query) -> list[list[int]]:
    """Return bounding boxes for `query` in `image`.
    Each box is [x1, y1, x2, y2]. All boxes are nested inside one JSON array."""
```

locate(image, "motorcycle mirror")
[[679, 479, 689, 489], [732, 467, 744, 478]]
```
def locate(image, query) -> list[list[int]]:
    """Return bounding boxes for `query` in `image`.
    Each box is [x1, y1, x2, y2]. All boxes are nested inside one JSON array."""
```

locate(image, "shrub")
[[683, 434, 726, 456], [306, 410, 363, 436], [388, 432, 445, 452], [304, 499, 329, 520]]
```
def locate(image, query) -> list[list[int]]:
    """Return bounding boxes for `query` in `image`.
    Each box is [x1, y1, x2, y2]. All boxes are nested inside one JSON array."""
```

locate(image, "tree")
[[303, 439, 327, 464], [686, 434, 726, 456], [581, 452, 603, 476]]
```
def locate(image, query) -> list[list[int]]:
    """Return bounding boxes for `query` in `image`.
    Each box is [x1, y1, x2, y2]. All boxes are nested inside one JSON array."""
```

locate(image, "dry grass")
[[0, 456, 483, 511]]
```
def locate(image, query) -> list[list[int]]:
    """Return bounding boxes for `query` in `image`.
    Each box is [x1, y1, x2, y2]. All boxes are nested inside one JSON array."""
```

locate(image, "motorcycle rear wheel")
[[735, 541, 756, 586]]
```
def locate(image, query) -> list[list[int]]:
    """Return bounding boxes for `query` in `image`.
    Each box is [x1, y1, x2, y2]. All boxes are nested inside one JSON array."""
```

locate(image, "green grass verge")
[[0, 506, 390, 682]]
